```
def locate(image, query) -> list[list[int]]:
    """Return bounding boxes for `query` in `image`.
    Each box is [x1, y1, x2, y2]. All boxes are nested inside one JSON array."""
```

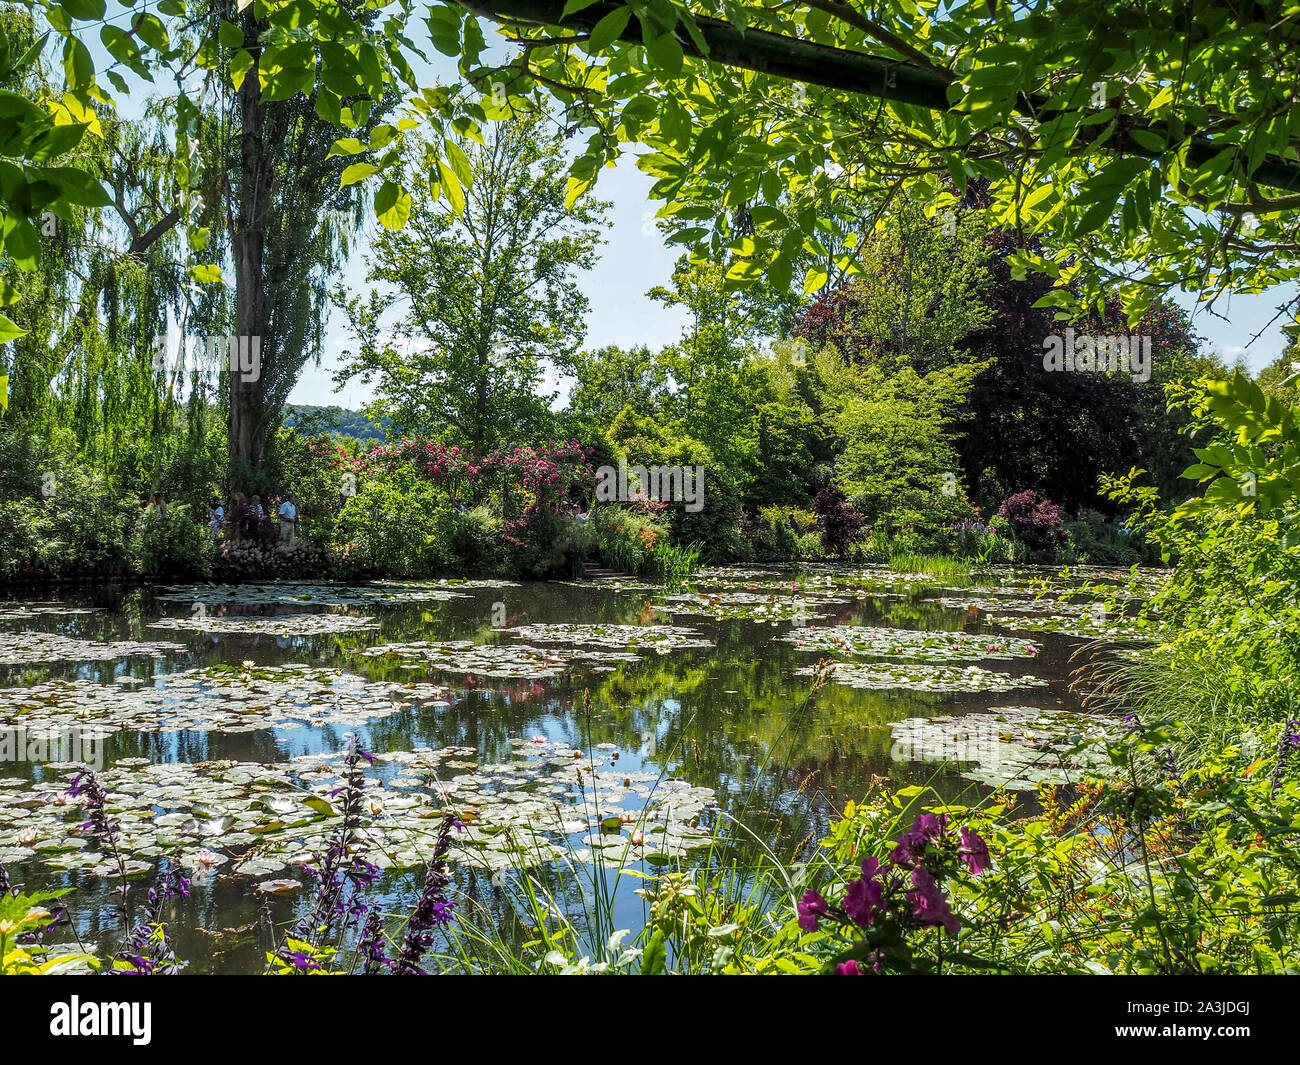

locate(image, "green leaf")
[[131, 13, 170, 52], [62, 38, 93, 90], [587, 6, 633, 52], [444, 140, 472, 187], [644, 31, 684, 75], [229, 49, 254, 90], [373, 180, 412, 229], [1074, 196, 1116, 238], [1128, 128, 1167, 154], [188, 264, 223, 284], [437, 158, 465, 215], [326, 137, 366, 159], [0, 313, 28, 343], [218, 19, 244, 48], [803, 264, 828, 294], [36, 167, 110, 207], [57, 0, 107, 19], [640, 930, 667, 975], [426, 7, 462, 57], [340, 162, 379, 188]]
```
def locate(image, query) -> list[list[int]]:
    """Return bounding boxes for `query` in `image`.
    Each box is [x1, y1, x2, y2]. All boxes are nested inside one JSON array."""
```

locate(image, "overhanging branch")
[[458, 0, 1300, 194]]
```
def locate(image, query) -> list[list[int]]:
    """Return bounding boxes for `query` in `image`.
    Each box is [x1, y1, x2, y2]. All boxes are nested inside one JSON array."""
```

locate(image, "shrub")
[[795, 531, 824, 559], [133, 505, 213, 578], [996, 489, 1065, 553], [0, 431, 137, 579], [503, 504, 582, 578], [814, 484, 864, 556], [329, 464, 453, 578], [741, 508, 801, 560], [1063, 511, 1143, 565], [447, 506, 505, 575], [0, 499, 52, 579], [848, 530, 891, 564], [590, 505, 665, 574]]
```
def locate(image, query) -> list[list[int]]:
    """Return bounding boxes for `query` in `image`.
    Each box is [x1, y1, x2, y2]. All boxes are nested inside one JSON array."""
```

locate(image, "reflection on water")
[[0, 566, 1122, 972]]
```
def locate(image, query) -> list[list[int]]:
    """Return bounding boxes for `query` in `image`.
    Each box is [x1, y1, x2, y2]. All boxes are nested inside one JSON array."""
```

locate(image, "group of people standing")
[[205, 492, 298, 544], [169, 491, 299, 544]]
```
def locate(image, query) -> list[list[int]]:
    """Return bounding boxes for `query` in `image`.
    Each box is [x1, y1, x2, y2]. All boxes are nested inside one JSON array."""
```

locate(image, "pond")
[[0, 563, 1157, 973]]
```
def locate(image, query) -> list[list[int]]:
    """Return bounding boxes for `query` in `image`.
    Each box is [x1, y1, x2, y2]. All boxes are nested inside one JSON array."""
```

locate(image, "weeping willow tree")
[[3, 1, 394, 497], [0, 5, 203, 493]]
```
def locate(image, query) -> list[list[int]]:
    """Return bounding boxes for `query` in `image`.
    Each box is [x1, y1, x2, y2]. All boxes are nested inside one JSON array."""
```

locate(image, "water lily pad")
[[0, 631, 186, 667], [149, 613, 379, 636], [780, 625, 1038, 662], [155, 582, 471, 607], [889, 705, 1121, 789], [503, 623, 713, 654], [355, 640, 638, 679], [799, 661, 1048, 693], [0, 603, 104, 623], [0, 665, 448, 736], [659, 590, 844, 622]]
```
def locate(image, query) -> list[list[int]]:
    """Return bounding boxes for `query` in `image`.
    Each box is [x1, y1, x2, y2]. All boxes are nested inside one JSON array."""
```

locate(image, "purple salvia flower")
[[392, 813, 460, 975]]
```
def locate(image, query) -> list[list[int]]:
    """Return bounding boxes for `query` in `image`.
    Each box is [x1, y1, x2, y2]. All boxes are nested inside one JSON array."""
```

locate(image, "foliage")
[[793, 200, 992, 375], [133, 504, 213, 578], [332, 113, 607, 452], [996, 490, 1065, 554], [447, 505, 505, 575], [812, 484, 863, 557], [740, 720, 1300, 975], [503, 503, 583, 579], [647, 538, 701, 586], [0, 887, 95, 975], [832, 361, 986, 530], [589, 504, 665, 575], [0, 429, 137, 579], [330, 463, 454, 578], [1062, 512, 1146, 566]]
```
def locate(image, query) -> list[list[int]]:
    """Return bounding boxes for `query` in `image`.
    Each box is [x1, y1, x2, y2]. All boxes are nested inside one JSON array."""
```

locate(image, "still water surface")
[[0, 565, 1134, 972]]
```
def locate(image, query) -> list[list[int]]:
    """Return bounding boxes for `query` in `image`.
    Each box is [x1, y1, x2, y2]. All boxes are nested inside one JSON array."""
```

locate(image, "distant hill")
[[284, 404, 390, 443]]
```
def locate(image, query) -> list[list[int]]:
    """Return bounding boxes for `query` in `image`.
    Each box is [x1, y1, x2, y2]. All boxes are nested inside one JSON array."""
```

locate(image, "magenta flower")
[[835, 960, 862, 975], [907, 867, 960, 936], [959, 827, 990, 875], [842, 858, 885, 926], [797, 890, 829, 932]]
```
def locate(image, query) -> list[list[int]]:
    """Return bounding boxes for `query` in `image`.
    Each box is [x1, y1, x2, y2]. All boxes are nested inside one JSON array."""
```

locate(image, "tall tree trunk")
[[230, 14, 269, 484]]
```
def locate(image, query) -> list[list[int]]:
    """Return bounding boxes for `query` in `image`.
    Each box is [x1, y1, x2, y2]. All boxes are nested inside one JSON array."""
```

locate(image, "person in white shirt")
[[207, 497, 224, 539], [277, 492, 299, 544]]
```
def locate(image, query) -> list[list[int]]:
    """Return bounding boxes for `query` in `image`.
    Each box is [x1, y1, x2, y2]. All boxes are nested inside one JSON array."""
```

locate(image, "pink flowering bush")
[[360, 438, 595, 512]]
